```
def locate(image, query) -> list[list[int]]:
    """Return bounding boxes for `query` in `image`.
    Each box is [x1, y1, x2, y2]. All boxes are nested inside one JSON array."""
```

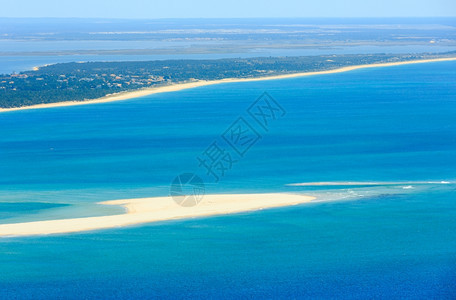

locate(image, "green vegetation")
[[1, 52, 454, 108]]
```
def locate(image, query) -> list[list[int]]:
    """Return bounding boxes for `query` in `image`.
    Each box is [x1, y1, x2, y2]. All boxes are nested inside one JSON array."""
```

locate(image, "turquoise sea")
[[0, 61, 455, 298]]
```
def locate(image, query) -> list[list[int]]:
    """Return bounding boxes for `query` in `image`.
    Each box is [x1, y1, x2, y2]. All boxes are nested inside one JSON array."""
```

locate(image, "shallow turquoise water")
[[0, 61, 455, 298], [0, 188, 455, 298]]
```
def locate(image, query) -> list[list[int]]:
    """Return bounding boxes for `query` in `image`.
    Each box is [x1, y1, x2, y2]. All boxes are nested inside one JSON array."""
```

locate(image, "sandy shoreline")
[[1, 57, 455, 113], [0, 193, 315, 237]]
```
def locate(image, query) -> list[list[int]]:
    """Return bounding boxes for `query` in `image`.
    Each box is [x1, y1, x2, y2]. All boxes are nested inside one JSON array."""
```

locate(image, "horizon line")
[[1, 16, 456, 20]]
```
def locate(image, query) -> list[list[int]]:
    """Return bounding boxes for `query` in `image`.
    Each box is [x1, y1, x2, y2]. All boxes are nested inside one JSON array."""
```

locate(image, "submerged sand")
[[0, 193, 315, 237], [1, 57, 455, 113], [287, 181, 453, 186]]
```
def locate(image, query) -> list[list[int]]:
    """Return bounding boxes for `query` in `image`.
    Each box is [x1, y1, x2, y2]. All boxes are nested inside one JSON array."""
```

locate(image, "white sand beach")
[[1, 57, 455, 113], [0, 193, 315, 237]]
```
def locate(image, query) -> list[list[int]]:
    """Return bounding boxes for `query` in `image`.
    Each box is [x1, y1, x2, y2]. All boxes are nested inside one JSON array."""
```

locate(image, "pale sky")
[[0, 0, 455, 18]]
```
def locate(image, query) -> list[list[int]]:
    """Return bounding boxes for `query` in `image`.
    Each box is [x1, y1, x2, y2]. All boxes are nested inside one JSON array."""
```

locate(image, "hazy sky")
[[1, 0, 455, 18]]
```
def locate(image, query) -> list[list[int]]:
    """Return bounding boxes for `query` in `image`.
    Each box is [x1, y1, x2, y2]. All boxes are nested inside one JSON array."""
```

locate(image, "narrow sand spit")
[[2, 57, 455, 113], [0, 193, 315, 237]]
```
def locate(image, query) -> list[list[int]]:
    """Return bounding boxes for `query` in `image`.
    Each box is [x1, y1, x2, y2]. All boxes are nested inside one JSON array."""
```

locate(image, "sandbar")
[[0, 193, 315, 237], [287, 181, 453, 186]]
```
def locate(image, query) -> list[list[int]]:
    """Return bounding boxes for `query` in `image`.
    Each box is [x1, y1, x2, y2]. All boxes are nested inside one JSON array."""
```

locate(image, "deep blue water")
[[0, 61, 455, 298]]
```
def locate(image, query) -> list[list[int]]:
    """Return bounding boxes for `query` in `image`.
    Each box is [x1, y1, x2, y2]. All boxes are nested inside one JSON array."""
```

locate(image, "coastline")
[[0, 193, 315, 237], [1, 57, 455, 113]]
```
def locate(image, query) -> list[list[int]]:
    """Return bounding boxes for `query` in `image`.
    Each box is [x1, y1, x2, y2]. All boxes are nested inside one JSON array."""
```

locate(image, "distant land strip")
[[0, 53, 456, 112]]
